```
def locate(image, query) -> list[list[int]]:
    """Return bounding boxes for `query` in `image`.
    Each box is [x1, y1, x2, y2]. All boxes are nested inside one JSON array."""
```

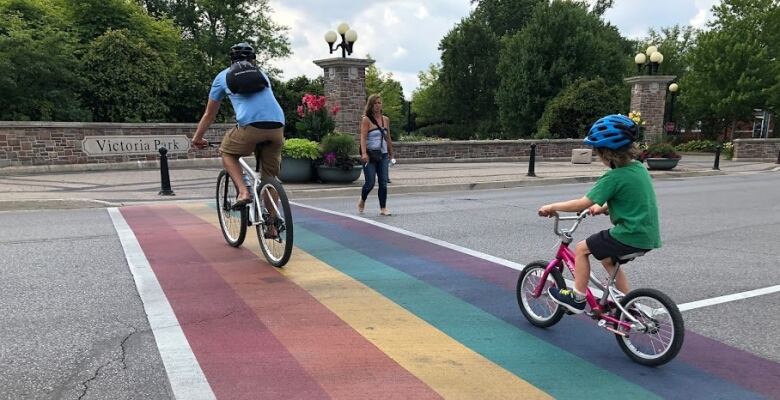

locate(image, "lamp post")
[[324, 23, 358, 58], [634, 45, 664, 75], [666, 82, 679, 134]]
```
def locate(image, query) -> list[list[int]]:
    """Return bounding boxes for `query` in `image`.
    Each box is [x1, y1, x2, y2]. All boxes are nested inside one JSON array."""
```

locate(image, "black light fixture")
[[324, 23, 358, 58], [634, 45, 664, 75], [666, 82, 680, 133]]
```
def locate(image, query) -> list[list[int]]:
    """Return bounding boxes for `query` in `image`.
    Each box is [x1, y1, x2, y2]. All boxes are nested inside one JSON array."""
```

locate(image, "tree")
[[680, 0, 779, 138], [0, 0, 90, 120], [438, 15, 501, 136], [470, 0, 545, 36], [496, 0, 629, 137], [411, 64, 448, 128], [272, 75, 324, 137], [82, 29, 171, 122], [135, 0, 290, 70], [536, 78, 626, 139]]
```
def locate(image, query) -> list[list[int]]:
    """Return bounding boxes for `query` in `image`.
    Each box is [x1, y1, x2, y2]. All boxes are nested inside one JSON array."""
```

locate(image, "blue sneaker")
[[548, 287, 586, 314]]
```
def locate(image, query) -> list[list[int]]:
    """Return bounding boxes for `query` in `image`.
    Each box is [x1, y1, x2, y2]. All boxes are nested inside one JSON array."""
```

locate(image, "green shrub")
[[397, 134, 447, 142], [674, 139, 718, 153], [643, 142, 680, 159], [320, 132, 357, 157], [414, 123, 474, 140], [282, 138, 320, 160], [536, 78, 625, 139]]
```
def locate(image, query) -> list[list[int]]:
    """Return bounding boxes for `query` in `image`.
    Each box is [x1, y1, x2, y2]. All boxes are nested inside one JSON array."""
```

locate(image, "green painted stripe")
[[296, 226, 659, 400]]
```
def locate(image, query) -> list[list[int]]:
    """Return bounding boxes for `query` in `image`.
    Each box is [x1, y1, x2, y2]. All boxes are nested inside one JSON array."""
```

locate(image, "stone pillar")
[[623, 75, 676, 143], [313, 57, 375, 137]]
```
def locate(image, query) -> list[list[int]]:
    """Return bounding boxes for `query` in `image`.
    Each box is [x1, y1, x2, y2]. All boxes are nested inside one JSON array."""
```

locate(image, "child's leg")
[[601, 258, 630, 294], [573, 240, 592, 295]]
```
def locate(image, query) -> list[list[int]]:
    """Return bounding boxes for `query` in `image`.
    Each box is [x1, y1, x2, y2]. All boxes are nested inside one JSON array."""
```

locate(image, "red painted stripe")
[[129, 205, 440, 399], [121, 206, 328, 400]]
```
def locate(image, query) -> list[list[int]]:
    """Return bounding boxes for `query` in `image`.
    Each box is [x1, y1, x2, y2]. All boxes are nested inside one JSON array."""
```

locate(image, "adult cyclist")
[[191, 42, 285, 209]]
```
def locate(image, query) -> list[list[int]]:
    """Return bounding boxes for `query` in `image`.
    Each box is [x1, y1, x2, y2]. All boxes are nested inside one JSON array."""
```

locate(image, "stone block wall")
[[314, 58, 374, 137], [733, 138, 780, 161], [0, 122, 230, 166], [625, 75, 676, 144], [393, 139, 586, 160]]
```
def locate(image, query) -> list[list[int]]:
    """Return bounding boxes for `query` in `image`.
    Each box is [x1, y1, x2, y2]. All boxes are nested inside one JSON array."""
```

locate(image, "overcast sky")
[[268, 1, 720, 98]]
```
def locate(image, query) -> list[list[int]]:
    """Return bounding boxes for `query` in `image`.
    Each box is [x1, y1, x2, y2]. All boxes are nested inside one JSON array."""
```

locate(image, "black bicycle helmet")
[[229, 42, 256, 62]]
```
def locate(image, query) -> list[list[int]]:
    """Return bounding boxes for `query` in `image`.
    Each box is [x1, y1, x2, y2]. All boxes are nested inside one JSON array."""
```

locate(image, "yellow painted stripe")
[[182, 203, 552, 400]]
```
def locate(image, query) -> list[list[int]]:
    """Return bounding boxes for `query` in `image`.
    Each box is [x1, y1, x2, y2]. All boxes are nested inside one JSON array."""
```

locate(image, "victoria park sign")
[[82, 135, 191, 156]]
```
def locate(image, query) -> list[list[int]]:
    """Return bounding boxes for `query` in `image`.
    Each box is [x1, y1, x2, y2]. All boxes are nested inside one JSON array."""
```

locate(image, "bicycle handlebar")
[[553, 212, 588, 238]]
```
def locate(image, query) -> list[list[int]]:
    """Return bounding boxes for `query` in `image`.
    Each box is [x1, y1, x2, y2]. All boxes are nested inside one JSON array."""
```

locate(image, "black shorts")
[[586, 230, 649, 263]]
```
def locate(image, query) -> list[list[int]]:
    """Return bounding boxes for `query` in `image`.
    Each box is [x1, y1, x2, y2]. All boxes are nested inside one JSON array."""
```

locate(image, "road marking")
[[108, 208, 215, 400], [293, 202, 779, 313], [677, 285, 780, 311]]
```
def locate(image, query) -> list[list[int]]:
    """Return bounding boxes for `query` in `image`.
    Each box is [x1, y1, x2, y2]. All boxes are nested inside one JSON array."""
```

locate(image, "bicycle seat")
[[614, 251, 647, 264]]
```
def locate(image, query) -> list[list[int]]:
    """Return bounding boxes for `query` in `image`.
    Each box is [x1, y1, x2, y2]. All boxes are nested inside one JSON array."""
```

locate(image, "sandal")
[[380, 209, 392, 216], [232, 196, 252, 209]]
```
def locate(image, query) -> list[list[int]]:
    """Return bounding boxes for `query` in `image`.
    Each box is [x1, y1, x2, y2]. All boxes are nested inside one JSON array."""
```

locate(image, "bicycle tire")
[[614, 288, 685, 367], [517, 260, 567, 328], [255, 177, 293, 267], [216, 170, 247, 247]]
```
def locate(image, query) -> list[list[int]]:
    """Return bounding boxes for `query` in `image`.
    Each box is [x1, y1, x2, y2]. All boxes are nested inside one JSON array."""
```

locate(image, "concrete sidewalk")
[[0, 154, 777, 211]]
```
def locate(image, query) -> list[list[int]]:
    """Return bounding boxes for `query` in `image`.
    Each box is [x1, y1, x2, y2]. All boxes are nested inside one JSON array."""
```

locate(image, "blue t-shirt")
[[208, 68, 285, 127]]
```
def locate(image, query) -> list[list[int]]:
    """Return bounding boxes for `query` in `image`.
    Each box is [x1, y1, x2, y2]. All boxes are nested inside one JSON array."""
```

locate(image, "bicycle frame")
[[530, 214, 644, 333]]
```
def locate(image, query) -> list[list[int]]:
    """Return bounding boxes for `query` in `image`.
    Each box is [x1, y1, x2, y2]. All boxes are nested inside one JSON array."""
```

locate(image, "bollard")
[[158, 147, 176, 196], [776, 149, 780, 164], [713, 144, 722, 171], [527, 143, 537, 177]]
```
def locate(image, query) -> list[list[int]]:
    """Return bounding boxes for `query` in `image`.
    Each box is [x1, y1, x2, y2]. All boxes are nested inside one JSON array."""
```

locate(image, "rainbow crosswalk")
[[117, 203, 779, 399]]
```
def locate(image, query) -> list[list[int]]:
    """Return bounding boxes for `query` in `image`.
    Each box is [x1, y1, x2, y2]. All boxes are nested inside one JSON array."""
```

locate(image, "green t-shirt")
[[586, 160, 661, 249]]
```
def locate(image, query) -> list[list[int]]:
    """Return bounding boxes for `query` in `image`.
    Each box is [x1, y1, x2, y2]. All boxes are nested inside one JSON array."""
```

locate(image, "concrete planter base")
[[316, 165, 362, 183], [646, 158, 680, 170], [279, 157, 313, 183]]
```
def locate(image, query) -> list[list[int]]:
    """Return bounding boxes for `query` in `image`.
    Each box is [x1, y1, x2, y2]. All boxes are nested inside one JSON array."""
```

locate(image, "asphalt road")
[[0, 209, 172, 400], [1, 171, 777, 398], [298, 171, 780, 363]]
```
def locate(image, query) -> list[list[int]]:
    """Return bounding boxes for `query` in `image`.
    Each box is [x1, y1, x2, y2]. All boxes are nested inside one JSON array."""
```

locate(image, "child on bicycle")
[[538, 114, 661, 314]]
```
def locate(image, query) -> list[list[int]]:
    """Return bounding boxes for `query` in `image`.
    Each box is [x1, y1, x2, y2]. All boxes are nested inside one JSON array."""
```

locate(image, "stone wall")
[[394, 139, 586, 160], [0, 122, 229, 167], [313, 58, 374, 137], [624, 75, 676, 144], [733, 138, 780, 161]]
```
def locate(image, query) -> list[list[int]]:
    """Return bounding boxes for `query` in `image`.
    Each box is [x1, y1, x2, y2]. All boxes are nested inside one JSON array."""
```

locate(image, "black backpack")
[[226, 61, 268, 94]]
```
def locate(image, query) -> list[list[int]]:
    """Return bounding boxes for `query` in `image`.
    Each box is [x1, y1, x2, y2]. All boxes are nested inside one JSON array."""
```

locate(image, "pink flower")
[[296, 105, 304, 117], [330, 105, 340, 115]]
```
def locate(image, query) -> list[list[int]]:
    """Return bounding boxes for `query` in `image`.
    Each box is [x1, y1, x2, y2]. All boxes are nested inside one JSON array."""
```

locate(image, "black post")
[[158, 147, 175, 196], [527, 143, 537, 177], [713, 145, 722, 171], [776, 149, 780, 164]]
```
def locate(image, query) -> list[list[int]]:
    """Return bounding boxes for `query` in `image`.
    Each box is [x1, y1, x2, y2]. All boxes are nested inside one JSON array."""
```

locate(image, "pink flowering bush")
[[294, 93, 339, 142]]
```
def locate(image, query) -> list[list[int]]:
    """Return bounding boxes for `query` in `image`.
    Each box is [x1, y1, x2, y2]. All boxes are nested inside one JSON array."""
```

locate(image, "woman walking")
[[358, 94, 394, 216]]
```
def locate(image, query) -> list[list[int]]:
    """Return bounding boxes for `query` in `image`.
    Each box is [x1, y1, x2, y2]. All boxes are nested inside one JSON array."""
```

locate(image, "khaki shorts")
[[219, 125, 284, 178]]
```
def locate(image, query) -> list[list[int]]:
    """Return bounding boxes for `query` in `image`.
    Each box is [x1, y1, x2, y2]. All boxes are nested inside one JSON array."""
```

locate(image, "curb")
[[0, 198, 122, 212]]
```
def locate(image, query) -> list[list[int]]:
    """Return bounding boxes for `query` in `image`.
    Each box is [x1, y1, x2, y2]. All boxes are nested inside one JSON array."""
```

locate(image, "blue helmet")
[[584, 114, 638, 149]]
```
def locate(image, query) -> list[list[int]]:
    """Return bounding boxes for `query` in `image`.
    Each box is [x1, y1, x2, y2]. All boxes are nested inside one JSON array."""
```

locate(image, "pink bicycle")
[[516, 213, 684, 366]]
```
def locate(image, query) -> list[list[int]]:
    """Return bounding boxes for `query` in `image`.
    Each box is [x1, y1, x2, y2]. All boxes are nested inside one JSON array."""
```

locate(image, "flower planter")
[[316, 165, 362, 183], [279, 157, 313, 183], [646, 158, 680, 170]]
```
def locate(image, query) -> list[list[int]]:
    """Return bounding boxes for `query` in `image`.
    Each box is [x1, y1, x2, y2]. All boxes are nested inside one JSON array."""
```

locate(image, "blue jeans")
[[361, 153, 388, 208]]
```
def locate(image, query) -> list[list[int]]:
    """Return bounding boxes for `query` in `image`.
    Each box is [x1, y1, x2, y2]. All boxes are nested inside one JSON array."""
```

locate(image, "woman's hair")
[[595, 143, 641, 167], [364, 94, 381, 117]]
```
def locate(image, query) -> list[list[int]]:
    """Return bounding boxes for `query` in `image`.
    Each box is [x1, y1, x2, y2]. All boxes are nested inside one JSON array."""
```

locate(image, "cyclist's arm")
[[192, 99, 221, 146], [540, 196, 594, 216]]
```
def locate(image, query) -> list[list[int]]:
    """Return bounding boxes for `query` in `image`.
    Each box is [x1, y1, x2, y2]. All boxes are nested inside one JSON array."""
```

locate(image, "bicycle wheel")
[[255, 177, 293, 267], [216, 170, 247, 247], [614, 288, 684, 367], [517, 260, 566, 328]]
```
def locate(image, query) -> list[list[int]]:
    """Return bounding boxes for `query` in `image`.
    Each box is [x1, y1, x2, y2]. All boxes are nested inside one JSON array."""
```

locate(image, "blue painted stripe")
[[295, 210, 767, 400]]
